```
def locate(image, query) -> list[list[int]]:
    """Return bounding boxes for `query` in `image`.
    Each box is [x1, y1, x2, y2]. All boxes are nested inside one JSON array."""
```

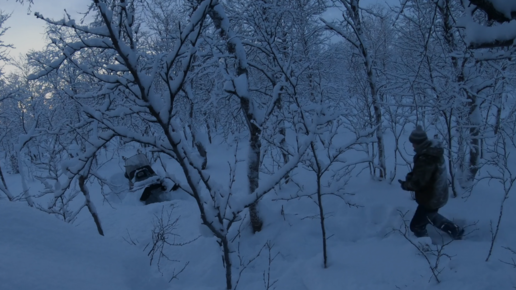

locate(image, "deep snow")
[[0, 201, 168, 290], [1, 134, 516, 290]]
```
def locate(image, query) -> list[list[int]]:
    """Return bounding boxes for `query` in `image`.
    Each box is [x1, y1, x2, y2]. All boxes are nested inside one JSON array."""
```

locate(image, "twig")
[[394, 210, 456, 283], [147, 205, 198, 277], [262, 241, 279, 290]]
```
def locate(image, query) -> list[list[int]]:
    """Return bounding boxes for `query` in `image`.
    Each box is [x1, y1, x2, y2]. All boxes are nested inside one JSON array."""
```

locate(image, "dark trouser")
[[410, 205, 460, 238]]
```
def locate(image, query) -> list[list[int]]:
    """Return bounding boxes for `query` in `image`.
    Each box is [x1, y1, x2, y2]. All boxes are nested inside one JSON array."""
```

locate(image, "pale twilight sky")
[[1, 0, 398, 73]]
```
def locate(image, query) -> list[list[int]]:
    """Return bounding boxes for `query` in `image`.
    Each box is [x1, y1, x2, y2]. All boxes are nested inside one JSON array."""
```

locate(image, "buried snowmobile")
[[123, 153, 179, 205]]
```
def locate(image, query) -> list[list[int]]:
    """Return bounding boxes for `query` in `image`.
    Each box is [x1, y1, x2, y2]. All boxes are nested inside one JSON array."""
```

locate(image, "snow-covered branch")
[[460, 0, 516, 49], [468, 0, 516, 23]]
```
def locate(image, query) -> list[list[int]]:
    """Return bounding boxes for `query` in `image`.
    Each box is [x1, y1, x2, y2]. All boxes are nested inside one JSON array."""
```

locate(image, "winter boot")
[[440, 223, 464, 240], [413, 230, 429, 238]]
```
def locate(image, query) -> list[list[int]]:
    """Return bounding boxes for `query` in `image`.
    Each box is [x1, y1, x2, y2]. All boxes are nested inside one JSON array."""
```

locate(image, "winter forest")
[[0, 0, 516, 289]]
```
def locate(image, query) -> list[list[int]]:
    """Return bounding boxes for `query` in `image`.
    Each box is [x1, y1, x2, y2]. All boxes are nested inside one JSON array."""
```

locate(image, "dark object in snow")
[[400, 127, 463, 239], [123, 153, 179, 205]]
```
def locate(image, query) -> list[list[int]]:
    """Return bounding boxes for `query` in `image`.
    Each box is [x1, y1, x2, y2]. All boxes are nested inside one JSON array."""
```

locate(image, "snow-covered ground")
[[1, 134, 516, 290], [0, 201, 168, 290]]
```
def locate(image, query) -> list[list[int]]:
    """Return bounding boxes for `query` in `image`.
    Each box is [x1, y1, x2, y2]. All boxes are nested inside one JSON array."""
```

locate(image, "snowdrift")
[[0, 201, 168, 290]]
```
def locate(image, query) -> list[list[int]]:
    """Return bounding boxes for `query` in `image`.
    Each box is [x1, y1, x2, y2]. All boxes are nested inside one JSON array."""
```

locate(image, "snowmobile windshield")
[[133, 167, 155, 182], [124, 154, 151, 176]]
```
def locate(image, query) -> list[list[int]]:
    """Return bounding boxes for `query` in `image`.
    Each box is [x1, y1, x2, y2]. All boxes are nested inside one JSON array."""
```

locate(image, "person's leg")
[[410, 205, 432, 237], [427, 210, 464, 239]]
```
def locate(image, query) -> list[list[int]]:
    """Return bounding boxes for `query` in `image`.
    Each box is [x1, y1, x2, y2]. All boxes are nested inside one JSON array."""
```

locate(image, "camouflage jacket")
[[403, 140, 449, 209]]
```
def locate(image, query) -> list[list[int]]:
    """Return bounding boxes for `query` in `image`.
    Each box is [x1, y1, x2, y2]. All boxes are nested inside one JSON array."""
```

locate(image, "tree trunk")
[[443, 111, 459, 197], [189, 102, 208, 170], [221, 236, 233, 289], [371, 92, 386, 179], [317, 171, 328, 268], [494, 106, 502, 135], [0, 164, 13, 201], [350, 0, 386, 179], [248, 118, 263, 233], [468, 95, 480, 180], [365, 59, 386, 178], [311, 143, 328, 268], [78, 175, 104, 236], [434, 2, 461, 190], [276, 100, 289, 183], [18, 151, 34, 207], [207, 1, 265, 233], [10, 153, 19, 174]]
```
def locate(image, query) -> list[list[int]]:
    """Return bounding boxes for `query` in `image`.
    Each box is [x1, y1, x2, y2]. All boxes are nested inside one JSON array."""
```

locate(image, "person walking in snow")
[[398, 126, 464, 240]]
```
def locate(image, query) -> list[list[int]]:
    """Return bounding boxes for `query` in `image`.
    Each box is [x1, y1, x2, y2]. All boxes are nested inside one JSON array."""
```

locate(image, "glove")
[[398, 179, 409, 191], [405, 172, 413, 180]]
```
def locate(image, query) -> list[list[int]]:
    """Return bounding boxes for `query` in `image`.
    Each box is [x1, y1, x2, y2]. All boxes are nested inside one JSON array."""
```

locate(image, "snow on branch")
[[26, 38, 114, 80], [34, 12, 110, 37], [53, 131, 115, 205], [468, 0, 516, 23], [242, 120, 318, 207], [209, 1, 249, 80], [461, 0, 516, 49], [320, 17, 359, 49], [459, 12, 516, 49]]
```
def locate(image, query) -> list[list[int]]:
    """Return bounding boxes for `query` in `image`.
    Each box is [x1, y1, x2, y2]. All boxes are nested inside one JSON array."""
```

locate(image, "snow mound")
[[0, 201, 168, 290]]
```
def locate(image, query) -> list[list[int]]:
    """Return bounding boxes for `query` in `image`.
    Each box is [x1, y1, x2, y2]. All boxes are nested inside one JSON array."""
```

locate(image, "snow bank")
[[0, 201, 168, 290], [490, 0, 516, 19], [5, 134, 516, 290], [459, 9, 516, 48], [467, 20, 516, 47]]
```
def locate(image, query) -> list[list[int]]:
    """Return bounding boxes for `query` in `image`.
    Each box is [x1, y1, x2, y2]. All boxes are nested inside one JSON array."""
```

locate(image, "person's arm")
[[403, 155, 436, 191]]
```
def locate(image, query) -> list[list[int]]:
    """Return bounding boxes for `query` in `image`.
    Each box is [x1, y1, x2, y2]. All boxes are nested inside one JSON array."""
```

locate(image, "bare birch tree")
[[322, 0, 387, 179]]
